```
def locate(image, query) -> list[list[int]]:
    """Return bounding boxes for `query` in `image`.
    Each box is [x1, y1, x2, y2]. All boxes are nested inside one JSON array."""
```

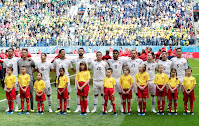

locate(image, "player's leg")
[[64, 99, 67, 113], [143, 98, 147, 114], [150, 81, 156, 113], [174, 99, 177, 115], [116, 79, 123, 112], [111, 100, 117, 116], [157, 96, 161, 113], [83, 96, 88, 115], [37, 101, 41, 114], [91, 82, 99, 113], [162, 96, 165, 114], [74, 82, 81, 112], [80, 96, 84, 115], [133, 81, 140, 112], [66, 79, 71, 112], [14, 77, 19, 112], [41, 101, 44, 114], [29, 81, 34, 112], [127, 99, 131, 114], [45, 80, 53, 112]]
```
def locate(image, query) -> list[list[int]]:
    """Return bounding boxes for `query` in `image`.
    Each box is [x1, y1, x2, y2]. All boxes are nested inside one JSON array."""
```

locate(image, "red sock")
[[128, 102, 131, 113], [64, 100, 67, 111], [41, 102, 44, 112], [190, 102, 193, 112], [80, 100, 84, 112], [38, 102, 40, 112], [84, 100, 87, 113], [8, 101, 11, 111], [112, 102, 116, 112], [139, 101, 142, 113], [21, 99, 24, 111], [143, 102, 146, 113], [162, 100, 165, 112], [104, 102, 107, 112], [60, 100, 62, 111], [11, 101, 14, 111], [123, 101, 126, 113], [169, 102, 172, 112], [158, 101, 161, 112], [26, 99, 30, 111], [174, 102, 177, 112], [184, 102, 187, 112]]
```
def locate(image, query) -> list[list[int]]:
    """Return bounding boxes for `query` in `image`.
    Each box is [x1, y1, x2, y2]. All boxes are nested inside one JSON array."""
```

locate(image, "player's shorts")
[[44, 80, 52, 95], [36, 92, 46, 102], [148, 80, 156, 96], [183, 90, 195, 102], [167, 88, 178, 100], [178, 77, 183, 92], [122, 89, 132, 100], [15, 77, 19, 91], [57, 88, 69, 100], [114, 78, 121, 93], [20, 87, 31, 99], [77, 82, 89, 97], [29, 81, 34, 93], [6, 88, 16, 100], [67, 76, 71, 93], [93, 80, 103, 95], [155, 85, 166, 97], [104, 88, 114, 101], [132, 77, 137, 93], [137, 85, 149, 98]]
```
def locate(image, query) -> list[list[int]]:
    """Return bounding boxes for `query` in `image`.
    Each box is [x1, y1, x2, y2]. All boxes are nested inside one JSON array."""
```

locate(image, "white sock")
[[119, 93, 123, 106], [48, 96, 52, 106], [136, 95, 139, 109], [101, 96, 105, 106], [151, 96, 156, 109], [67, 94, 70, 109], [93, 96, 98, 106], [15, 94, 19, 106], [87, 96, 89, 109], [57, 99, 60, 108], [77, 95, 80, 106], [167, 99, 169, 109]]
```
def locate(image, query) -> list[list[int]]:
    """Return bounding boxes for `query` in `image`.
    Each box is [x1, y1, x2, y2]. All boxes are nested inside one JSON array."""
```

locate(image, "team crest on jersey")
[[63, 79, 65, 81], [136, 61, 138, 63], [10, 79, 12, 80], [152, 65, 154, 67], [119, 62, 121, 64], [27, 63, 29, 65]]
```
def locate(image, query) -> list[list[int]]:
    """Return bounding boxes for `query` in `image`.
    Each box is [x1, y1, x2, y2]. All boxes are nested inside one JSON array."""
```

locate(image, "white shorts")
[[44, 80, 52, 95], [93, 80, 103, 95], [178, 77, 184, 92], [148, 80, 156, 96], [115, 78, 121, 93], [132, 78, 137, 93], [67, 76, 71, 93], [15, 77, 19, 91]]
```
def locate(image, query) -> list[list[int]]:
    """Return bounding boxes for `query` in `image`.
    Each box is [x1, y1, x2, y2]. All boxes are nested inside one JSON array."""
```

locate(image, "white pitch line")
[[0, 74, 77, 103]]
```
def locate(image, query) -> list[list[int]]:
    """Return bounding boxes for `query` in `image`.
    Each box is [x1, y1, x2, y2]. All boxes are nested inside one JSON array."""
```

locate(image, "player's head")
[[119, 47, 122, 51], [21, 66, 27, 74], [185, 67, 192, 76], [7, 48, 14, 57], [176, 47, 182, 58], [161, 51, 167, 60], [7, 67, 13, 75], [158, 64, 164, 73], [79, 61, 87, 71], [59, 68, 65, 76], [131, 50, 137, 59], [78, 48, 85, 57], [170, 68, 177, 77], [123, 67, 130, 75], [36, 72, 42, 80], [16, 47, 20, 51], [41, 53, 47, 60], [139, 64, 146, 72], [113, 49, 119, 59], [96, 51, 102, 61], [106, 68, 113, 77], [147, 53, 153, 60], [22, 48, 28, 58], [59, 49, 65, 58], [106, 50, 109, 55]]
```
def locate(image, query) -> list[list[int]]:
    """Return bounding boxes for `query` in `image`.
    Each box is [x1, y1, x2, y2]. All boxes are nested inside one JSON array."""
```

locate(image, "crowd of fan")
[[0, 0, 196, 47]]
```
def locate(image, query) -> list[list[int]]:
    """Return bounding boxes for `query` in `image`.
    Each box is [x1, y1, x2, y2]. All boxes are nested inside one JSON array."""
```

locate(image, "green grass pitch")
[[0, 59, 198, 126]]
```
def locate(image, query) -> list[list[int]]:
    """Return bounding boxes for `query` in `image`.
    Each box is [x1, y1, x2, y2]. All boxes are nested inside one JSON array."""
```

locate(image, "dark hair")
[[107, 68, 113, 72], [59, 49, 65, 54], [22, 48, 28, 52], [8, 48, 14, 51], [169, 68, 178, 80], [106, 50, 109, 55], [141, 64, 146, 72], [186, 67, 192, 72], [176, 47, 182, 51], [57, 68, 65, 87], [96, 51, 102, 55], [21, 66, 27, 69], [7, 67, 13, 71], [41, 53, 47, 57], [79, 61, 87, 71], [123, 67, 130, 73], [113, 49, 119, 53], [37, 72, 42, 77], [162, 51, 167, 53], [79, 48, 84, 51]]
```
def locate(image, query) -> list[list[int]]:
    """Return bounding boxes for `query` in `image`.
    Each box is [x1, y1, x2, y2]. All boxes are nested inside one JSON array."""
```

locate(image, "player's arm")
[[25, 81, 30, 91], [120, 82, 124, 94], [31, 60, 36, 69], [81, 79, 90, 89], [62, 82, 68, 94], [112, 85, 115, 97], [143, 80, 149, 89]]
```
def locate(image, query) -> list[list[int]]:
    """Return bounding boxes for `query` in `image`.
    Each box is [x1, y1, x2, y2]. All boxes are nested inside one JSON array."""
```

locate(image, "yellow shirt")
[[34, 80, 45, 92], [135, 72, 150, 86], [154, 73, 167, 85], [182, 76, 196, 90], [75, 71, 90, 82], [167, 77, 179, 88], [103, 77, 116, 88], [4, 74, 16, 88], [18, 74, 30, 87], [120, 75, 133, 89], [56, 75, 69, 88]]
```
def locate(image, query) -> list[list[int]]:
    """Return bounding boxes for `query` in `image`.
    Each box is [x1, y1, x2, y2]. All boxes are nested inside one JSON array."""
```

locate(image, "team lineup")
[[3, 47, 196, 116]]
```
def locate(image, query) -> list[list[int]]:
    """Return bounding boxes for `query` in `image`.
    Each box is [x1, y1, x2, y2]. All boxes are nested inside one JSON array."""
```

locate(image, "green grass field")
[[0, 59, 199, 126]]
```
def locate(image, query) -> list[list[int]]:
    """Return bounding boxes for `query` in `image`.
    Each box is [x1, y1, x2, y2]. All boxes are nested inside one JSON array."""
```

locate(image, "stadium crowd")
[[0, 0, 197, 47]]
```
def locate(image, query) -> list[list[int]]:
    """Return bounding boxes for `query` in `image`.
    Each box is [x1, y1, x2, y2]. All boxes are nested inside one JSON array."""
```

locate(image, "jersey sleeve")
[[13, 76, 16, 83], [119, 76, 122, 83], [182, 78, 185, 86], [154, 75, 157, 84], [185, 59, 188, 69], [65, 76, 69, 83], [43, 81, 46, 88], [4, 76, 7, 83], [56, 77, 58, 84], [50, 63, 54, 70], [146, 73, 150, 81], [75, 71, 79, 80], [130, 76, 133, 83], [135, 74, 138, 82], [87, 71, 91, 80], [193, 78, 196, 85], [89, 61, 94, 70], [113, 78, 116, 85], [27, 75, 30, 82], [103, 79, 105, 86]]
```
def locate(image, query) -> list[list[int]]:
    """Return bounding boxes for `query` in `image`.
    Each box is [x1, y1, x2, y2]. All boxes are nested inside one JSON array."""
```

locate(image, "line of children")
[[5, 64, 197, 116]]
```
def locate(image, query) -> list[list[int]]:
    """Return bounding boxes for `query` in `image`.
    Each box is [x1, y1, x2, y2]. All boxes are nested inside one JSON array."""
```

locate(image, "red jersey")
[[102, 55, 112, 60], [161, 47, 166, 52], [93, 50, 97, 53], [109, 48, 113, 52], [73, 50, 78, 54], [119, 50, 123, 57], [155, 51, 161, 59], [55, 49, 59, 54], [167, 49, 172, 57], [139, 53, 147, 61], [0, 52, 7, 59]]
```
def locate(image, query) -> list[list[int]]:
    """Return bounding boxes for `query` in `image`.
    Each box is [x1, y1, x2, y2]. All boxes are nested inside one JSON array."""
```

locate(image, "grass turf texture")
[[0, 59, 198, 126]]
